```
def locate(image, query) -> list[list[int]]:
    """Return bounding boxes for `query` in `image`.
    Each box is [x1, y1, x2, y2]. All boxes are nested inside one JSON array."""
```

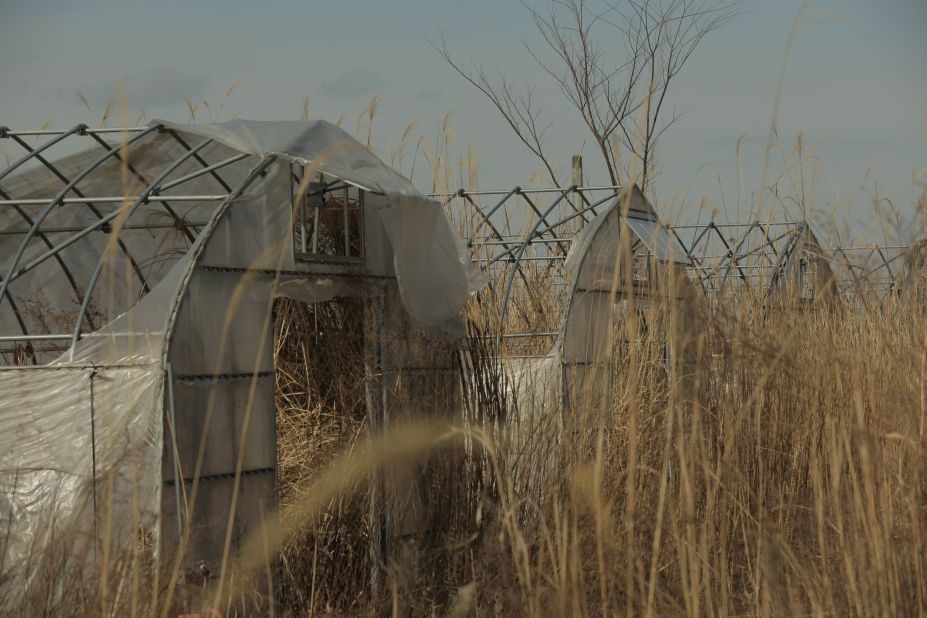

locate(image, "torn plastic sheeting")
[[64, 252, 189, 363], [159, 120, 486, 323], [274, 276, 365, 305], [375, 193, 488, 324]]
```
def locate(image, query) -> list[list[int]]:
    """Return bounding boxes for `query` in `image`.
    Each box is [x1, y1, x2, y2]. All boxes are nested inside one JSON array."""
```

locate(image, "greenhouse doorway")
[[272, 295, 379, 609]]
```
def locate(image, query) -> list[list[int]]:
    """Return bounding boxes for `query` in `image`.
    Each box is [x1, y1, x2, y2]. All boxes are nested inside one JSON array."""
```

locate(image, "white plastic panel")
[[160, 472, 277, 573], [168, 270, 275, 376], [199, 161, 294, 271], [164, 378, 277, 481]]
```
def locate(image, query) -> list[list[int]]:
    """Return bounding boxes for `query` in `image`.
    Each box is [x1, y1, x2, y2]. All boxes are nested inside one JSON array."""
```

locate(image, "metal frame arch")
[[553, 193, 623, 348], [0, 125, 162, 309], [553, 187, 698, 414], [70, 138, 214, 351], [0, 198, 85, 330], [0, 124, 88, 185], [0, 125, 104, 332], [85, 130, 198, 246], [496, 186, 575, 353], [5, 129, 155, 301], [554, 187, 693, 350], [158, 155, 277, 368], [553, 191, 634, 414]]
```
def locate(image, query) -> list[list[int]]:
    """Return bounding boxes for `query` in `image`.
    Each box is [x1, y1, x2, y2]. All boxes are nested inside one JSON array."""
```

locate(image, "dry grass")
[[470, 296, 927, 617], [4, 162, 926, 617], [260, 262, 927, 616], [6, 206, 927, 618], [3, 85, 926, 617]]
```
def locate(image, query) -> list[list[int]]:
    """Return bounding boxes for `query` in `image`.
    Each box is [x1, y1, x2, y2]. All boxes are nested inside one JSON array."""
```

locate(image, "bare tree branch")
[[433, 33, 562, 185], [437, 0, 739, 193]]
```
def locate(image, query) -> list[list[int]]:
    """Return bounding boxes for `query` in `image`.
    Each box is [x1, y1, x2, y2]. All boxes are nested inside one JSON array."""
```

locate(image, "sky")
[[0, 0, 925, 240]]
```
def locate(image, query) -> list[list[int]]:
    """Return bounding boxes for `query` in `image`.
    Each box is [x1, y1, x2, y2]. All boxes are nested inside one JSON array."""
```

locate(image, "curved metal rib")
[[0, 124, 86, 185], [0, 125, 161, 308], [7, 133, 151, 296], [0, 192, 86, 321], [87, 131, 198, 244], [469, 187, 519, 238], [70, 138, 212, 350], [496, 186, 575, 353], [486, 191, 614, 267]]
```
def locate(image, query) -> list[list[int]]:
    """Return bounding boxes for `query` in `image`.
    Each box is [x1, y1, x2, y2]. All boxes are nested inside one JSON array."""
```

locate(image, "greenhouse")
[[0, 119, 483, 602]]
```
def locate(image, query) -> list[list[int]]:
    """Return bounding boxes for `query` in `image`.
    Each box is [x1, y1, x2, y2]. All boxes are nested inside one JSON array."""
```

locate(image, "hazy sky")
[[1, 0, 924, 237]]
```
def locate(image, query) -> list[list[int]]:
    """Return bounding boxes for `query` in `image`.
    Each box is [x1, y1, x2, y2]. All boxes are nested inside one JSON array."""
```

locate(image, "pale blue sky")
[[1, 0, 924, 238]]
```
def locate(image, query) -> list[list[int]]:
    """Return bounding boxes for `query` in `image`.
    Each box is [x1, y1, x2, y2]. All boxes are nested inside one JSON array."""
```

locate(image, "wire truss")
[[823, 245, 913, 297], [439, 185, 621, 352], [0, 124, 258, 362], [443, 184, 922, 341], [668, 220, 916, 302], [670, 221, 806, 298]]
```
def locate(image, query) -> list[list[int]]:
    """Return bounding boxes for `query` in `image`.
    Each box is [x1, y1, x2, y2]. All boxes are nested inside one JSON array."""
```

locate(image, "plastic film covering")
[[158, 119, 420, 196], [164, 120, 486, 323], [0, 252, 182, 606], [0, 117, 485, 603], [0, 362, 162, 609], [501, 355, 563, 500]]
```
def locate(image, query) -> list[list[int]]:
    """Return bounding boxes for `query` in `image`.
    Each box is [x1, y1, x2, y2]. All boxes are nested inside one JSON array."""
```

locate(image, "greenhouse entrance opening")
[[272, 295, 379, 602]]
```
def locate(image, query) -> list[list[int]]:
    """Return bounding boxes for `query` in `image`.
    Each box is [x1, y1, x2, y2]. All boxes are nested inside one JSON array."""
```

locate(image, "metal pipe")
[[496, 188, 575, 353], [8, 132, 154, 293], [158, 153, 250, 191], [84, 131, 196, 246], [716, 223, 759, 287], [470, 237, 574, 246], [479, 255, 566, 263], [165, 130, 233, 194], [669, 221, 799, 230], [343, 185, 351, 257], [823, 245, 909, 252], [487, 187, 575, 268], [1, 127, 146, 137], [688, 264, 778, 272], [461, 193, 518, 255], [70, 139, 212, 352], [0, 221, 208, 235], [520, 194, 617, 242], [300, 177, 308, 253], [0, 331, 163, 342], [0, 333, 73, 341], [0, 195, 229, 205], [0, 124, 87, 185], [517, 190, 572, 254], [4, 208, 194, 286], [473, 331, 559, 339], [468, 187, 518, 237], [0, 187, 86, 317], [428, 184, 622, 197], [359, 189, 366, 261], [166, 362, 185, 547], [0, 125, 161, 313]]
